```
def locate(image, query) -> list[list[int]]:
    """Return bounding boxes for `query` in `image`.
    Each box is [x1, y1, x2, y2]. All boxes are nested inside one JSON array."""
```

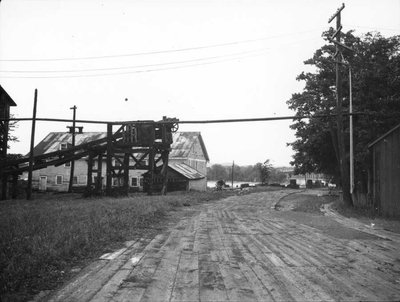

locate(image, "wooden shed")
[[368, 123, 400, 217], [143, 162, 206, 192]]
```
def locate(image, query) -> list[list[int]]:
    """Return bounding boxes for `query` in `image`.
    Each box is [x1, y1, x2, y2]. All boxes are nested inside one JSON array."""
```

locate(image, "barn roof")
[[170, 132, 209, 161], [29, 132, 106, 156], [29, 131, 209, 161], [368, 123, 400, 148], [168, 162, 205, 180], [0, 85, 17, 106]]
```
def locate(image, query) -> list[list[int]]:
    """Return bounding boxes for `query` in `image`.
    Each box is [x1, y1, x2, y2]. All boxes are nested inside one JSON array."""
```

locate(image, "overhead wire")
[[343, 24, 400, 32], [0, 47, 271, 74], [0, 37, 321, 79], [0, 52, 268, 79], [0, 28, 322, 62]]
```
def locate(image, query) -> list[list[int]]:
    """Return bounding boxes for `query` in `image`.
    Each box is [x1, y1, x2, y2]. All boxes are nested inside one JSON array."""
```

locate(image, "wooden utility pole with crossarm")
[[328, 3, 353, 206]]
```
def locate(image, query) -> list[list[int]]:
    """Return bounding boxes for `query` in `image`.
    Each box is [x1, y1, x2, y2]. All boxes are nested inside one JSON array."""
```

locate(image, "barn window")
[[60, 143, 68, 151], [131, 177, 138, 187], [55, 175, 63, 185]]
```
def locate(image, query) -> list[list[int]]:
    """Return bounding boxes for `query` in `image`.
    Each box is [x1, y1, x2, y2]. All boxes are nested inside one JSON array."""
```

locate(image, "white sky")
[[1, 0, 399, 166]]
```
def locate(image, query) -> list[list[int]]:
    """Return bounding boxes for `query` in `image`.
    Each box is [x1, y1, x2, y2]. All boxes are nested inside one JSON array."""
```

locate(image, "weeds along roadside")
[[0, 188, 258, 301]]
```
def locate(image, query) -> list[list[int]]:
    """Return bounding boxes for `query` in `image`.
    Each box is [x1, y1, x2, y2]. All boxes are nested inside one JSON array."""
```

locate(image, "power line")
[[0, 29, 322, 62], [1, 113, 365, 125], [0, 52, 267, 79], [0, 47, 270, 74], [343, 24, 400, 32], [0, 37, 321, 79]]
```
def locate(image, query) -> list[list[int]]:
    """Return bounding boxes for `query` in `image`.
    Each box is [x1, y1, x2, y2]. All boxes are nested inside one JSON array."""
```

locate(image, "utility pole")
[[68, 105, 77, 193], [349, 67, 354, 195], [328, 3, 353, 206], [27, 89, 38, 200], [231, 161, 234, 189]]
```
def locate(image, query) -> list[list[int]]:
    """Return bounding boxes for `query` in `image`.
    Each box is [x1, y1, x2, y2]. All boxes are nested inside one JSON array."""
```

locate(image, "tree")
[[207, 164, 229, 180], [287, 30, 400, 203], [7, 115, 18, 146], [256, 160, 272, 184]]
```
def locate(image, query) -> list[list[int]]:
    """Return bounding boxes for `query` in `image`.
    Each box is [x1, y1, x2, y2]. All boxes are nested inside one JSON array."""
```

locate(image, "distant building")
[[368, 123, 400, 217], [275, 167, 328, 187], [24, 131, 209, 192]]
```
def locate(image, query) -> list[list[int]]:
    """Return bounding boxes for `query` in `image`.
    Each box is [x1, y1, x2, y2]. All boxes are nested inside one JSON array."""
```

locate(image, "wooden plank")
[[170, 252, 199, 302], [106, 123, 113, 195], [198, 260, 228, 301]]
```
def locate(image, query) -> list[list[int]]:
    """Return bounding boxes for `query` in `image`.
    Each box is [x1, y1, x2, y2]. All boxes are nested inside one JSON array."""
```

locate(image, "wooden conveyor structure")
[[0, 117, 179, 198]]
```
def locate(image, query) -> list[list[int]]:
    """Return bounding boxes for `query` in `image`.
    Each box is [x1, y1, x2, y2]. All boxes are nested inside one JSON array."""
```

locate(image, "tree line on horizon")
[[207, 160, 287, 184]]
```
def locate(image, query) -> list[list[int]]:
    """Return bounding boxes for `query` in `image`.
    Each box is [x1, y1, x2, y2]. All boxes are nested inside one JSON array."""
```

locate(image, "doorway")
[[39, 176, 47, 191]]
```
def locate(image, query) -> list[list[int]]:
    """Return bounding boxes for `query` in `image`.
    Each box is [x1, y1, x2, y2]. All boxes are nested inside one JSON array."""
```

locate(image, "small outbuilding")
[[368, 123, 400, 217]]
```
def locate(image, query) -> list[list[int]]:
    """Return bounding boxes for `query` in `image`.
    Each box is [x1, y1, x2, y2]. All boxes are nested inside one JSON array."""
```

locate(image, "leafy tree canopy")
[[287, 30, 400, 190]]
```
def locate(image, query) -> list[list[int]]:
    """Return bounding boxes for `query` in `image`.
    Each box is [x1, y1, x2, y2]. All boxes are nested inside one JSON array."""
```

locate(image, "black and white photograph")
[[1, 0, 400, 301]]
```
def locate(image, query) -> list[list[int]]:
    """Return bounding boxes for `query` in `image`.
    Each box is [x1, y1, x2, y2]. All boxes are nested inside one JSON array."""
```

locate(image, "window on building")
[[55, 175, 63, 185], [60, 143, 68, 151], [139, 177, 144, 187], [65, 161, 71, 167], [73, 176, 78, 185], [131, 177, 138, 187]]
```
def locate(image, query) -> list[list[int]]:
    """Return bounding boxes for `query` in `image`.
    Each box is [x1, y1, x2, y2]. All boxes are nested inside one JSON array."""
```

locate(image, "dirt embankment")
[[276, 189, 400, 235]]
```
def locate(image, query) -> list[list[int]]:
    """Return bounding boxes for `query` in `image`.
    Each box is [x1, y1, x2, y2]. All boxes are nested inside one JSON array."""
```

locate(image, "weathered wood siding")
[[372, 126, 400, 217]]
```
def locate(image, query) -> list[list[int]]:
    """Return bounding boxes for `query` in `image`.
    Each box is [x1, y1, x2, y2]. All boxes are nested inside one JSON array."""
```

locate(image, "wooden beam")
[[123, 153, 130, 195], [0, 134, 115, 168], [161, 151, 169, 195], [106, 123, 113, 196], [86, 151, 94, 196], [96, 153, 103, 193], [27, 89, 38, 200], [147, 147, 155, 195]]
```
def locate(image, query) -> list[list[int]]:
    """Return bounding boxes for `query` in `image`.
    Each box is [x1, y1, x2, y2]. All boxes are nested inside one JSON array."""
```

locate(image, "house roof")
[[170, 132, 210, 161], [30, 131, 209, 162], [0, 85, 17, 106], [168, 162, 205, 180], [29, 132, 106, 156], [368, 123, 400, 148]]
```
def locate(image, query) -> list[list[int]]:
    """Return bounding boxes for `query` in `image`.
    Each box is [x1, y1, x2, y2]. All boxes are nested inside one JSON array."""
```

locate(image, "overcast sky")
[[1, 0, 399, 166]]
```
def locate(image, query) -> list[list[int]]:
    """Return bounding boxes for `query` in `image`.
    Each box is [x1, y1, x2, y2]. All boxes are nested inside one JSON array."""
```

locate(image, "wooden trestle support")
[[86, 117, 178, 196]]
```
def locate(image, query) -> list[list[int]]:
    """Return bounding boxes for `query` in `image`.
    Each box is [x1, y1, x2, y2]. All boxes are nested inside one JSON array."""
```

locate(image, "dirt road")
[[47, 190, 400, 301]]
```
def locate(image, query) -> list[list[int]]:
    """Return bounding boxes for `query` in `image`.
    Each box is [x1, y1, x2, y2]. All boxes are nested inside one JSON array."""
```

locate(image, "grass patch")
[[293, 195, 337, 215], [0, 188, 263, 301], [331, 199, 378, 219], [279, 193, 337, 215]]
